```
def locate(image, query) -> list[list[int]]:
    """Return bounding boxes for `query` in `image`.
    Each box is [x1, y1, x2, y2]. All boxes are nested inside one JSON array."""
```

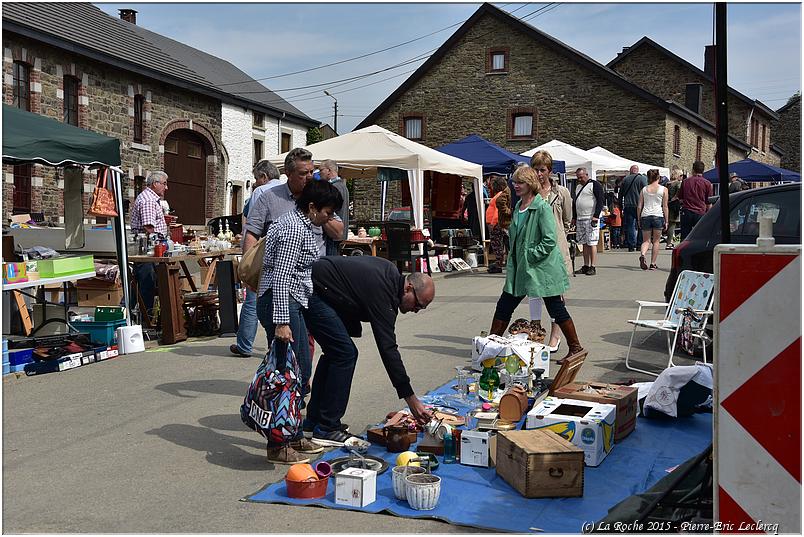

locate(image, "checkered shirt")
[[258, 209, 319, 324], [130, 187, 168, 236]]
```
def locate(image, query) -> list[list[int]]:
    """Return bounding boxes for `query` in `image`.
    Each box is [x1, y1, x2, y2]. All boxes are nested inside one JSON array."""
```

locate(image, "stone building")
[[354, 3, 752, 220], [608, 37, 781, 167], [773, 94, 801, 172], [2, 3, 314, 225]]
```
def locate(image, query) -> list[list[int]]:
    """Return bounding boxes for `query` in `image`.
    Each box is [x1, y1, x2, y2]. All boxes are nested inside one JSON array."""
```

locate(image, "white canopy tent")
[[587, 146, 670, 178], [266, 125, 486, 241], [521, 140, 625, 181]]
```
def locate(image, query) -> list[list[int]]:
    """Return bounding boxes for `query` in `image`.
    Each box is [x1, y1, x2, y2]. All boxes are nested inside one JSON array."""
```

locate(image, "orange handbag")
[[88, 168, 118, 217]]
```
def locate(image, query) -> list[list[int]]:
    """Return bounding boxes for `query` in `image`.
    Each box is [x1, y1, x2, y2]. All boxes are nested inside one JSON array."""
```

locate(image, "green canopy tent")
[[2, 104, 131, 325]]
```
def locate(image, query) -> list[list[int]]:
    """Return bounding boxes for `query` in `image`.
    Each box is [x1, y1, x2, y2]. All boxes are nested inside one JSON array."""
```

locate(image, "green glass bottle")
[[478, 359, 500, 401]]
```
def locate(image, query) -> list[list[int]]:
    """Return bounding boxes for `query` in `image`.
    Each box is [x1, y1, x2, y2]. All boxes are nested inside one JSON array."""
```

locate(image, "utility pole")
[[715, 3, 730, 243], [324, 90, 338, 134]]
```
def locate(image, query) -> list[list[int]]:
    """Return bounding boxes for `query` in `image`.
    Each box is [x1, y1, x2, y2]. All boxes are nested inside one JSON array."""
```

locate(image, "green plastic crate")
[[37, 255, 95, 278], [94, 306, 124, 322], [71, 318, 126, 346]]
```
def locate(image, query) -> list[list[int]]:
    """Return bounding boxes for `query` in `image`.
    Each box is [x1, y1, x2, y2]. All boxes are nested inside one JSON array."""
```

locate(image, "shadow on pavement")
[[414, 334, 469, 345], [398, 345, 466, 358], [198, 413, 250, 432], [155, 379, 249, 398], [145, 423, 272, 471]]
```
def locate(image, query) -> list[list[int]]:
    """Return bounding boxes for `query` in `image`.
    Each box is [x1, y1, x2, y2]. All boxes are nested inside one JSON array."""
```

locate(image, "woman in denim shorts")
[[636, 169, 668, 270]]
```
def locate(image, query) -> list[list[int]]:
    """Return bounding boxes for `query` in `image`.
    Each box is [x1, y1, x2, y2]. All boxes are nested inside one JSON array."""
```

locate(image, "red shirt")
[[607, 207, 622, 227], [678, 175, 713, 215]]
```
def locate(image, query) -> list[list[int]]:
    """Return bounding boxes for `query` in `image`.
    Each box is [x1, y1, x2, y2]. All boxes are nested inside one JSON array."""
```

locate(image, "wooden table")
[[340, 237, 381, 257], [129, 249, 240, 330]]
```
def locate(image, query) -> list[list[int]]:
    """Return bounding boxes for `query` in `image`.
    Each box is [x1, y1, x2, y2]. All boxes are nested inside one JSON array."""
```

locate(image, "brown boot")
[[489, 318, 509, 336], [556, 318, 584, 365]]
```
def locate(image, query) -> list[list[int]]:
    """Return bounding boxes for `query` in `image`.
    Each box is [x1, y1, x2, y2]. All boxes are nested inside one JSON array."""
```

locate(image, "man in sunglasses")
[[301, 255, 436, 446]]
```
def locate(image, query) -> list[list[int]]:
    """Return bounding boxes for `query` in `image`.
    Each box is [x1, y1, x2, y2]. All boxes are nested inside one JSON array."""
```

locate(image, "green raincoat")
[[503, 195, 569, 298]]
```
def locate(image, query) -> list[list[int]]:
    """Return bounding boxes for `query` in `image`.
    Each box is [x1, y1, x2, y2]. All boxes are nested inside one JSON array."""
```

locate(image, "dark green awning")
[[2, 104, 121, 166]]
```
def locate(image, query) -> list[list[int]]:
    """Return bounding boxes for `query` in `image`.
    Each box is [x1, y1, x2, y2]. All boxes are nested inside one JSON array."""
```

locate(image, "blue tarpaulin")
[[436, 134, 566, 175], [703, 158, 800, 183], [244, 379, 712, 533]]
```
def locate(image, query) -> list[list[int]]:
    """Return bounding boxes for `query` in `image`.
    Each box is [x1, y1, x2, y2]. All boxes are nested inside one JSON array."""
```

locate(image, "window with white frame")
[[513, 114, 533, 137], [405, 117, 423, 140]]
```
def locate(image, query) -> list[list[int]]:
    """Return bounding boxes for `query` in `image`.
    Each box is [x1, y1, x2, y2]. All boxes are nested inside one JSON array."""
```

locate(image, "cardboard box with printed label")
[[460, 429, 492, 467], [495, 429, 584, 498], [526, 397, 616, 467], [552, 382, 637, 441], [335, 468, 376, 507]]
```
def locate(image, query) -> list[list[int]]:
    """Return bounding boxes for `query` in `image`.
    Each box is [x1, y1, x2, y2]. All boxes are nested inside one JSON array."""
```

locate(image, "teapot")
[[357, 227, 367, 238], [383, 424, 412, 453], [368, 226, 382, 238]]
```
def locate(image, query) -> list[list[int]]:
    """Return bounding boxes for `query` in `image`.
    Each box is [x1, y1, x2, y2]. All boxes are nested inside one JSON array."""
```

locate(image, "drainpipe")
[[278, 112, 286, 153]]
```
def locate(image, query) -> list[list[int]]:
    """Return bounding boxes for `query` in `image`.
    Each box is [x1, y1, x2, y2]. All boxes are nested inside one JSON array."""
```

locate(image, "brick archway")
[[160, 119, 219, 221]]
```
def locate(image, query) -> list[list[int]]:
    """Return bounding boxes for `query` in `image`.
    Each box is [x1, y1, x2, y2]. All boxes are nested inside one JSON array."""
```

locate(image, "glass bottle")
[[442, 429, 456, 464], [478, 359, 500, 401]]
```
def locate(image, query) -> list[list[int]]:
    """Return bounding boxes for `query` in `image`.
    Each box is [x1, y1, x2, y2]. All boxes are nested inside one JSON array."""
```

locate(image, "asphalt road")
[[3, 249, 685, 533]]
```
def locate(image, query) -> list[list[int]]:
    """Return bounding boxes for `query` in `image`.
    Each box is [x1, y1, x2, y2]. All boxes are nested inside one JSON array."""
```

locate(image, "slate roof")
[[608, 36, 780, 121], [2, 2, 316, 126], [776, 94, 800, 114], [354, 3, 751, 152]]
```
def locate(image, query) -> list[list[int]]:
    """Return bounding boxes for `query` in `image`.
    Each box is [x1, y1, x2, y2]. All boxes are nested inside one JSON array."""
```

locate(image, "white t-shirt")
[[641, 184, 666, 218], [575, 180, 598, 220]]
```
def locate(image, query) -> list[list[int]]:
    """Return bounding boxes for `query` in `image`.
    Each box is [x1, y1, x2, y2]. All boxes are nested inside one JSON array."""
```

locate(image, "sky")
[[95, 2, 802, 133]]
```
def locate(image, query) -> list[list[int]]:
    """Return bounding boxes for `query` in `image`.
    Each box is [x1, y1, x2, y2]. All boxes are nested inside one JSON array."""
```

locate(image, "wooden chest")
[[495, 429, 584, 498], [552, 382, 638, 441]]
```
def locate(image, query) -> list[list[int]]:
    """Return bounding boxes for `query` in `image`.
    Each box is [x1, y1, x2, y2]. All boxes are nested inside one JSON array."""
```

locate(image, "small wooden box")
[[552, 382, 638, 441], [495, 429, 584, 498]]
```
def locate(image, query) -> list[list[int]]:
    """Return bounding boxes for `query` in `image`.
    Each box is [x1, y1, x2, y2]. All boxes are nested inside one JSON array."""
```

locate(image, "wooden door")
[[229, 185, 241, 215], [164, 130, 207, 224]]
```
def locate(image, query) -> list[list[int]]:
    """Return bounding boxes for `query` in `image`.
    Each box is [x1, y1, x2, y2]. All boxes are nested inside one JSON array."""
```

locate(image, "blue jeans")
[[133, 262, 156, 315], [235, 288, 258, 354], [611, 227, 622, 247], [302, 293, 359, 432], [256, 290, 312, 393], [623, 206, 639, 248]]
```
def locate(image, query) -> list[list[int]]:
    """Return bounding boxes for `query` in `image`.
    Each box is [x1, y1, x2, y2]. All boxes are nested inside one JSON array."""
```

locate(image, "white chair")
[[624, 270, 715, 377]]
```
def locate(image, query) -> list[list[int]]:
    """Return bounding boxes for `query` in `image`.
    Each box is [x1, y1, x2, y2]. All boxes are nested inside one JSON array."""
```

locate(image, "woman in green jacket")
[[488, 161, 584, 362]]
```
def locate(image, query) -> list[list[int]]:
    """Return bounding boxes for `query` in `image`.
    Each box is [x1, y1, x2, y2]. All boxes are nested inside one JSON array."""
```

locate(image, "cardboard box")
[[552, 382, 637, 441], [526, 397, 616, 467], [495, 429, 584, 498], [335, 468, 376, 507], [460, 429, 492, 467], [76, 279, 124, 307]]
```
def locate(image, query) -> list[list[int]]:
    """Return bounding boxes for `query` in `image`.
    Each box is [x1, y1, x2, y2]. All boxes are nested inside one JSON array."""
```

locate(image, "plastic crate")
[[37, 255, 95, 278], [8, 348, 34, 367], [70, 319, 127, 346], [94, 306, 125, 322]]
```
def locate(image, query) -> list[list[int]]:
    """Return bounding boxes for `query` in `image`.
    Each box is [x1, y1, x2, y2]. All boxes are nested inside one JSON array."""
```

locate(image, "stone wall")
[[663, 118, 745, 174], [774, 96, 801, 172], [610, 45, 780, 166], [2, 33, 224, 223]]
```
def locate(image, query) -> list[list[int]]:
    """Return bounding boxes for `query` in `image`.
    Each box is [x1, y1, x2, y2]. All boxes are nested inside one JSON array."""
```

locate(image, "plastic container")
[[8, 348, 34, 367], [37, 255, 94, 278], [286, 476, 329, 499], [116, 325, 144, 354], [95, 306, 125, 322], [405, 473, 441, 510], [71, 318, 127, 346]]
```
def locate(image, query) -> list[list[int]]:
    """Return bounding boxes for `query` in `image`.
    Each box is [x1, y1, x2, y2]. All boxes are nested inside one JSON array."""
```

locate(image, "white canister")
[[405, 473, 441, 510], [116, 325, 145, 354], [464, 252, 478, 268]]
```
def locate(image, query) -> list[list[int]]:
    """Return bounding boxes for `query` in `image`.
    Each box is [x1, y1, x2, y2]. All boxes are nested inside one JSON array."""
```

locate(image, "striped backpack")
[[240, 341, 302, 444]]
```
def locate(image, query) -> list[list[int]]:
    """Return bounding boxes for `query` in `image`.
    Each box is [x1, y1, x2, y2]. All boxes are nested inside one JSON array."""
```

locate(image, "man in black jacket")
[[303, 256, 435, 446]]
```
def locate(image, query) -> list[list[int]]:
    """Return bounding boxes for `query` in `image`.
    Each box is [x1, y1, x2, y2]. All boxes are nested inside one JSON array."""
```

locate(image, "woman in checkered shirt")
[[256, 180, 343, 464]]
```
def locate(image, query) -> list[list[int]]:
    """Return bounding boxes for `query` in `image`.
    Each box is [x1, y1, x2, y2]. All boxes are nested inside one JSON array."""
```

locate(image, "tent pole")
[[111, 168, 132, 326]]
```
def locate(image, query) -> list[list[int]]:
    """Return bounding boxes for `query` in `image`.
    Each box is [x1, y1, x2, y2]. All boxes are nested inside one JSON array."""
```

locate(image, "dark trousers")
[[133, 262, 157, 314], [680, 209, 703, 240], [623, 206, 639, 248], [302, 293, 359, 432], [494, 292, 571, 324], [611, 227, 622, 248]]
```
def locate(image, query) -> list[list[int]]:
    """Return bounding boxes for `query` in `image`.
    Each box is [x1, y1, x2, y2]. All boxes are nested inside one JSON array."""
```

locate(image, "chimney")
[[685, 83, 703, 114], [704, 45, 716, 77], [119, 9, 137, 24]]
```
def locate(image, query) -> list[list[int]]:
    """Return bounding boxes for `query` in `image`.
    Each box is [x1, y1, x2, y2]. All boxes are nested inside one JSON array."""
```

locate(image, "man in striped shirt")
[[130, 171, 168, 316]]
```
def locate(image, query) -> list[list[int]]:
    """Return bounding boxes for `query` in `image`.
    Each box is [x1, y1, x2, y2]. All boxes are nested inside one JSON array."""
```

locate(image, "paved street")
[[3, 249, 686, 533]]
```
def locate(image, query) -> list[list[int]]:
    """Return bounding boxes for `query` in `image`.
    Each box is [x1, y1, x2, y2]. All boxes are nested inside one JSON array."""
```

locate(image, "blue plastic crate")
[[8, 348, 34, 367], [70, 319, 127, 346]]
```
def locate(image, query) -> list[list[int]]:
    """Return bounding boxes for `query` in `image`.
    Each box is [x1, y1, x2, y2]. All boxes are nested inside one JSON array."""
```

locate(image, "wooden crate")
[[495, 429, 584, 498], [552, 382, 638, 441]]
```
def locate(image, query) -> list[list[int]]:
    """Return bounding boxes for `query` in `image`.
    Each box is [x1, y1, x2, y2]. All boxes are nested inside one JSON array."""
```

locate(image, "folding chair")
[[624, 270, 715, 377]]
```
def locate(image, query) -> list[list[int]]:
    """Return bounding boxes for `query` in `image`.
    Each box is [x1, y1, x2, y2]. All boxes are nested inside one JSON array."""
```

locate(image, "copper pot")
[[383, 424, 412, 453]]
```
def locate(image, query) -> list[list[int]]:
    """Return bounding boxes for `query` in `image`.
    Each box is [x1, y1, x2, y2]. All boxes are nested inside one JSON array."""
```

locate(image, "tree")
[[306, 127, 323, 145]]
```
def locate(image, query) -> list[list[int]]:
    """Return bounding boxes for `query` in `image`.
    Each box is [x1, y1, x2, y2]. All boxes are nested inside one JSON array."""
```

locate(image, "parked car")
[[664, 183, 801, 301]]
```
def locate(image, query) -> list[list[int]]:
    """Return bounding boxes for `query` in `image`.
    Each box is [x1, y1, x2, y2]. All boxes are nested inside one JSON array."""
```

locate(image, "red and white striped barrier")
[[714, 236, 801, 533]]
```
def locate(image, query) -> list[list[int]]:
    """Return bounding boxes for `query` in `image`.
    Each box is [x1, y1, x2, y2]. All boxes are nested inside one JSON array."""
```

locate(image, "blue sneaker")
[[311, 425, 358, 447], [303, 419, 349, 439]]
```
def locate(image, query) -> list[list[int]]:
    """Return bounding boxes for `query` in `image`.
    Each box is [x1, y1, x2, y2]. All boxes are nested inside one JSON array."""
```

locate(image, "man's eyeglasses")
[[411, 285, 426, 311]]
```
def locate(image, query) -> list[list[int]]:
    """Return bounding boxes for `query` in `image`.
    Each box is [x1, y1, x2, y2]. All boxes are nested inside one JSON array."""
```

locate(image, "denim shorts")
[[640, 216, 665, 230]]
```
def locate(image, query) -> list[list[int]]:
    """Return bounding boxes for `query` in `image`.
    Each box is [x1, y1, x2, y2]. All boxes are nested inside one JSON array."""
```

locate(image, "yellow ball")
[[396, 451, 420, 467]]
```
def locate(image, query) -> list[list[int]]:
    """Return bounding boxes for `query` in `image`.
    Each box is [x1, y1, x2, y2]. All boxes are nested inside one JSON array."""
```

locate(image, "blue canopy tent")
[[703, 158, 800, 183], [436, 134, 565, 175]]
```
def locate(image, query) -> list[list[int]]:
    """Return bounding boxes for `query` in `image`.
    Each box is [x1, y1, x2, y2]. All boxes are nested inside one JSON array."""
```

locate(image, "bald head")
[[400, 273, 435, 314]]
